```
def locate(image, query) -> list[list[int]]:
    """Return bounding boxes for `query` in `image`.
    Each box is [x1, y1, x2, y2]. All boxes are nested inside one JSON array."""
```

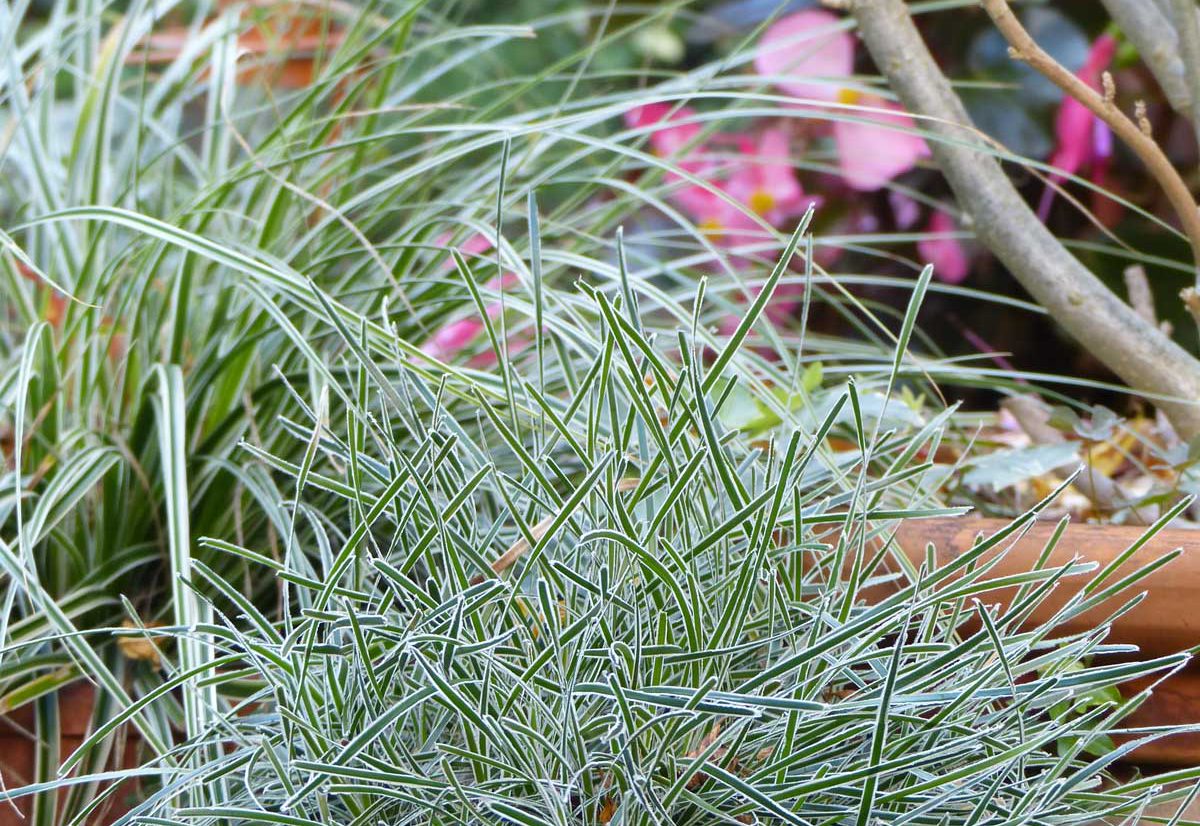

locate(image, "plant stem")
[[981, 0, 1200, 279], [1171, 0, 1200, 151], [1099, 0, 1193, 117]]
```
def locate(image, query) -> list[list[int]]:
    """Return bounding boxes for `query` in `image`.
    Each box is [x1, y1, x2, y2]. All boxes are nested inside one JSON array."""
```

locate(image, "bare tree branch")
[[1099, 0, 1194, 117], [1170, 0, 1200, 145], [847, 0, 1200, 440], [1123, 265, 1156, 325], [981, 0, 1200, 270]]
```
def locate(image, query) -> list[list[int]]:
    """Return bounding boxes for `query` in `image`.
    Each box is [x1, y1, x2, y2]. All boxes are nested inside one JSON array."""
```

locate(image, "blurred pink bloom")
[[625, 102, 721, 217], [1039, 34, 1118, 218], [1050, 34, 1117, 175], [1090, 117, 1114, 187], [755, 11, 928, 190], [422, 318, 483, 362], [765, 282, 807, 325], [833, 91, 930, 190], [852, 209, 880, 234], [715, 281, 806, 339], [673, 175, 728, 221], [714, 132, 817, 329], [661, 129, 817, 330], [755, 10, 854, 101], [432, 230, 494, 270], [625, 102, 714, 189], [687, 188, 763, 250], [623, 104, 819, 333], [466, 332, 532, 369], [889, 191, 921, 230], [917, 210, 970, 284], [725, 128, 817, 225], [662, 129, 820, 271], [625, 102, 704, 159], [421, 232, 517, 362]]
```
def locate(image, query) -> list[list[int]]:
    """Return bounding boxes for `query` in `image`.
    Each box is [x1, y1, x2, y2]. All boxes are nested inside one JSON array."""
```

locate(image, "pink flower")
[[1039, 34, 1118, 218], [466, 331, 532, 369], [677, 129, 814, 228], [765, 282, 807, 325], [420, 232, 516, 362], [832, 91, 930, 191], [715, 281, 806, 337], [664, 128, 818, 267], [889, 191, 921, 230], [755, 11, 927, 190], [430, 230, 494, 270], [755, 10, 854, 101], [917, 210, 970, 284], [684, 186, 764, 252], [422, 318, 484, 362], [689, 130, 817, 329], [624, 103, 710, 172], [1051, 34, 1117, 175], [725, 128, 816, 225], [624, 102, 722, 217]]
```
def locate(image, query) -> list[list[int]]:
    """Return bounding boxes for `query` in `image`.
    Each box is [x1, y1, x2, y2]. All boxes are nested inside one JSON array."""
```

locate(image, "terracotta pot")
[[885, 518, 1200, 658], [129, 3, 349, 90], [0, 682, 140, 825], [1114, 672, 1200, 766], [881, 517, 1200, 765], [134, 31, 348, 90]]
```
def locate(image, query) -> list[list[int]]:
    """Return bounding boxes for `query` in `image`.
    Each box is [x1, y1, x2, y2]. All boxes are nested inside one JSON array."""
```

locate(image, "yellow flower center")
[[837, 87, 861, 105], [748, 188, 776, 216], [698, 217, 724, 239]]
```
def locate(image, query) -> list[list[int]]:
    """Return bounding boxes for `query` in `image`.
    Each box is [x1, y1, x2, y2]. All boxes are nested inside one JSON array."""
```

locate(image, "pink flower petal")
[[765, 282, 806, 325], [421, 318, 484, 362], [466, 333, 532, 369], [434, 231, 494, 270], [754, 129, 809, 216], [755, 10, 855, 102], [420, 234, 517, 361], [484, 273, 519, 318], [725, 128, 813, 225], [888, 191, 921, 230], [917, 210, 970, 284], [460, 233, 494, 257], [624, 102, 703, 159], [1040, 34, 1118, 218], [670, 178, 726, 222], [626, 102, 726, 220], [833, 95, 929, 190], [1047, 34, 1118, 177], [1079, 33, 1118, 89], [1048, 97, 1093, 176]]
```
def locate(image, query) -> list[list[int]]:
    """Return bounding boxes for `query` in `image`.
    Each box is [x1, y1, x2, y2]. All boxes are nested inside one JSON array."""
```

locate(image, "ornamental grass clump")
[[60, 252, 1195, 823], [4, 0, 1200, 822]]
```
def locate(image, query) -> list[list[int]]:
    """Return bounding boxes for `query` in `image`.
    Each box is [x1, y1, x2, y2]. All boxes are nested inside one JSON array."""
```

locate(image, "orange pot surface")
[[1117, 673, 1200, 766], [880, 517, 1200, 658], [876, 517, 1200, 765], [0, 682, 140, 825]]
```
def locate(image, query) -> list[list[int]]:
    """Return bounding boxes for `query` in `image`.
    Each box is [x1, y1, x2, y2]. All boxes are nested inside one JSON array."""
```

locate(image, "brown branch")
[[1123, 265, 1156, 325], [487, 514, 555, 577], [1170, 0, 1200, 145], [981, 0, 1200, 271], [1182, 287, 1200, 326], [1098, 0, 1193, 117], [847, 0, 1200, 440]]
